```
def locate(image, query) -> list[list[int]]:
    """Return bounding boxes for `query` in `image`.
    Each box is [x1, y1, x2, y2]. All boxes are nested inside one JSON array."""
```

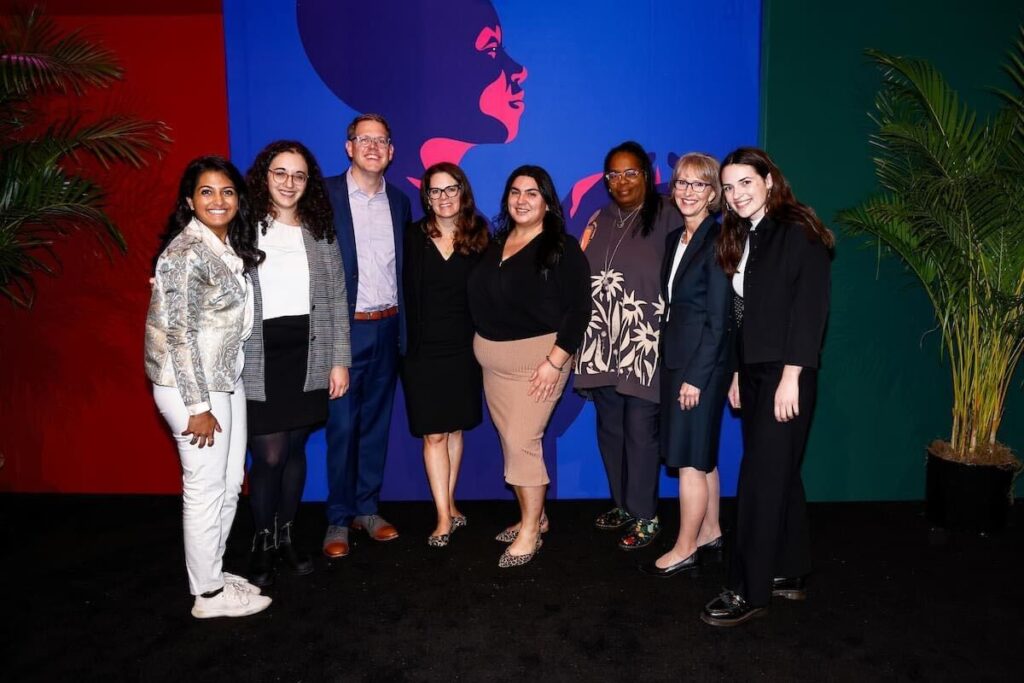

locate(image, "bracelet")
[[546, 355, 567, 372]]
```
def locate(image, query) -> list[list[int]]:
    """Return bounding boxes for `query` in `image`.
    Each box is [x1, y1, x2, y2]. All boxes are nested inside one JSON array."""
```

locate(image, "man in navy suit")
[[321, 113, 411, 557]]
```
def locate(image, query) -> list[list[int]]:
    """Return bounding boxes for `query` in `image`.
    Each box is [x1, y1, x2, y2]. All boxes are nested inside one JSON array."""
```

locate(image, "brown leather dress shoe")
[[323, 525, 350, 558], [351, 514, 399, 542]]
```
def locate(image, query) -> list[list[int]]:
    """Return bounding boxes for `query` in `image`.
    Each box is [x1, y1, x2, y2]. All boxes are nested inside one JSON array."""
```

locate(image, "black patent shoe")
[[639, 551, 700, 577], [772, 576, 807, 601], [277, 522, 314, 576], [700, 590, 767, 627], [697, 536, 724, 562], [248, 529, 276, 587]]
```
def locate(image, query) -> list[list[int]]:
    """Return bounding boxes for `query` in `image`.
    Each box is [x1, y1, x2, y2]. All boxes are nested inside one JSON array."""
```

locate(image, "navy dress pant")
[[325, 315, 398, 526], [591, 386, 661, 520]]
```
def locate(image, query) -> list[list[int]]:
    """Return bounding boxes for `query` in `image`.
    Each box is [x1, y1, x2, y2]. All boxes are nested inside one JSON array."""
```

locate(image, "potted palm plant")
[[838, 32, 1024, 532], [0, 6, 170, 307]]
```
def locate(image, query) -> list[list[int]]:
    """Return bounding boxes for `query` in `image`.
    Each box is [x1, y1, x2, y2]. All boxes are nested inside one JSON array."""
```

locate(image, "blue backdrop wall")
[[222, 0, 762, 501]]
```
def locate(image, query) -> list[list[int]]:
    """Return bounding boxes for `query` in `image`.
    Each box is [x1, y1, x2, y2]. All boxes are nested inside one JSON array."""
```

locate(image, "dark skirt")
[[400, 347, 482, 437], [247, 315, 328, 436], [660, 365, 729, 471]]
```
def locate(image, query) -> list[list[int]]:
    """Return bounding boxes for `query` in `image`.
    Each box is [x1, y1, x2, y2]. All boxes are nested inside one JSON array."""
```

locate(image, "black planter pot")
[[925, 450, 1015, 533]]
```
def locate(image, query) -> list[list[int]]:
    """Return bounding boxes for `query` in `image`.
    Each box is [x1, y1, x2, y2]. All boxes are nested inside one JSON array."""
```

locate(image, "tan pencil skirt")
[[473, 332, 571, 487]]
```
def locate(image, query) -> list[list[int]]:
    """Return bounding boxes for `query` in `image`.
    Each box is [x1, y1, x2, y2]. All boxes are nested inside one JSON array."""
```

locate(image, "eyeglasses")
[[427, 184, 462, 199], [673, 179, 710, 193], [269, 168, 308, 186], [605, 169, 643, 183], [349, 135, 391, 148]]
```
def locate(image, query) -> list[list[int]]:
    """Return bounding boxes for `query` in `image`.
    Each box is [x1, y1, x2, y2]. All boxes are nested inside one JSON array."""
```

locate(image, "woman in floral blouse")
[[575, 141, 678, 549]]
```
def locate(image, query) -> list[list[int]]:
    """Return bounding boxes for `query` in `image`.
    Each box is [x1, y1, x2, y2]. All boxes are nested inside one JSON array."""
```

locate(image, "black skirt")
[[400, 348, 482, 437], [247, 315, 328, 436]]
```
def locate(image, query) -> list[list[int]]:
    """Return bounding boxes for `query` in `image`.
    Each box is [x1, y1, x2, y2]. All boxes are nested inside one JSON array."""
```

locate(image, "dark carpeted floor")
[[2, 494, 1022, 682]]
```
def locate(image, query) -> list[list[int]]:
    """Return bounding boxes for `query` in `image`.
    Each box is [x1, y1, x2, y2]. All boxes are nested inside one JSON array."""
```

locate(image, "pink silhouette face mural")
[[474, 23, 527, 142]]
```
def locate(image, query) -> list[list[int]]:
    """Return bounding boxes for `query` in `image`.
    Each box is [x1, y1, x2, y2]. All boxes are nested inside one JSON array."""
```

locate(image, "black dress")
[[400, 227, 482, 437]]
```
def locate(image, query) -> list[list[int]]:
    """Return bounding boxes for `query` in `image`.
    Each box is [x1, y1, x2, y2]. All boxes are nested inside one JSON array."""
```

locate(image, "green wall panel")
[[761, 0, 1024, 500]]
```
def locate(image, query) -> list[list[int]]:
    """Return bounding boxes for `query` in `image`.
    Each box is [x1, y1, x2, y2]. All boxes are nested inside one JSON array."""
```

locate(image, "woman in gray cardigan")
[[242, 141, 351, 587]]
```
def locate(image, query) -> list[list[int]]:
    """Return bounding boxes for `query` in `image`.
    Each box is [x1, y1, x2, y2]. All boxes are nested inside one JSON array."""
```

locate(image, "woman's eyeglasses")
[[427, 184, 462, 199], [269, 169, 308, 186], [673, 179, 710, 192]]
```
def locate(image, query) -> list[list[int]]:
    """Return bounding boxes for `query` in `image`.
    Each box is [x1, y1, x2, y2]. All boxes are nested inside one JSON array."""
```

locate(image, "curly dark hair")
[[716, 146, 834, 275], [155, 155, 263, 271], [603, 140, 661, 238], [245, 140, 335, 242], [493, 165, 566, 274], [419, 161, 488, 255]]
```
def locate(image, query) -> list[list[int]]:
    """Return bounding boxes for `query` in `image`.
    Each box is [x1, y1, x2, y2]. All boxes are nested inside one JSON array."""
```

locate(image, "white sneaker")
[[223, 572, 261, 594], [191, 582, 272, 619]]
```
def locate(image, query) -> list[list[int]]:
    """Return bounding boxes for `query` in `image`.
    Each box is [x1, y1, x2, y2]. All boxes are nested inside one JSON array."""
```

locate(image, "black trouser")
[[591, 387, 660, 520], [728, 362, 814, 607], [248, 429, 310, 532]]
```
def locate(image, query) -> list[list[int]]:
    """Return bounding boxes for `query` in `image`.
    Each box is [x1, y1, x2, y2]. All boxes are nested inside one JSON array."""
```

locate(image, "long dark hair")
[[717, 147, 834, 275], [245, 140, 335, 242], [155, 155, 263, 271], [603, 140, 660, 237], [419, 161, 488, 255], [493, 164, 566, 273]]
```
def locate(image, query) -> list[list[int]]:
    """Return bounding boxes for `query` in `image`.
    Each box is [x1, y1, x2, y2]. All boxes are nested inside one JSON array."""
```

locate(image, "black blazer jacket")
[[738, 216, 831, 368], [660, 216, 731, 391]]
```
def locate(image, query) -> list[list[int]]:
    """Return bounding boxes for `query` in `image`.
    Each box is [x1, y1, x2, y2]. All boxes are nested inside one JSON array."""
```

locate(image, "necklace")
[[614, 204, 642, 230]]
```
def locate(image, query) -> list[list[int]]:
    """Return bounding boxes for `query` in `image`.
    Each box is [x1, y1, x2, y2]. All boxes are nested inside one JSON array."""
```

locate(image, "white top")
[[732, 215, 763, 298], [258, 219, 310, 320], [666, 235, 689, 306]]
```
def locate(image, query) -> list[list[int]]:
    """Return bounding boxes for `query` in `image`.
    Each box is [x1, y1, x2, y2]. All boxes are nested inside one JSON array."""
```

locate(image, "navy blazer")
[[660, 216, 731, 390], [324, 171, 412, 355]]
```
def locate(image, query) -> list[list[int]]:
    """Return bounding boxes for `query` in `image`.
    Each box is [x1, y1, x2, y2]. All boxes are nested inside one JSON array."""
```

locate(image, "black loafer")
[[640, 551, 700, 577], [772, 576, 807, 600], [700, 590, 767, 627]]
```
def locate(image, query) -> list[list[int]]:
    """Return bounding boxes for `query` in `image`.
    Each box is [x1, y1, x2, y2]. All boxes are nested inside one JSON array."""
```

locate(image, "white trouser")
[[153, 380, 247, 595]]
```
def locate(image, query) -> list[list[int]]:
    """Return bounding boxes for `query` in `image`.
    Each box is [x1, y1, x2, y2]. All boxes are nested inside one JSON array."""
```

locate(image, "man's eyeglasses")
[[605, 169, 643, 183], [269, 168, 308, 186], [427, 184, 462, 199], [349, 135, 391, 148]]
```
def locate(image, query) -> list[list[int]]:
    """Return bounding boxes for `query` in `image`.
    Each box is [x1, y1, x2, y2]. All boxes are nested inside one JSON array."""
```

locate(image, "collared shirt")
[[347, 168, 397, 312], [732, 214, 763, 298]]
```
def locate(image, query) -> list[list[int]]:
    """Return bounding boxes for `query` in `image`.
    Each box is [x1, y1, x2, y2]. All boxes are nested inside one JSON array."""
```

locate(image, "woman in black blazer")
[[641, 153, 731, 577], [400, 162, 488, 548], [701, 147, 833, 627]]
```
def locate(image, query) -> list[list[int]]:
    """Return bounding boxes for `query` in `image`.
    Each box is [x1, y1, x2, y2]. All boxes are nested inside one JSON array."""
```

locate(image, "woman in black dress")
[[242, 141, 351, 586], [401, 162, 488, 547]]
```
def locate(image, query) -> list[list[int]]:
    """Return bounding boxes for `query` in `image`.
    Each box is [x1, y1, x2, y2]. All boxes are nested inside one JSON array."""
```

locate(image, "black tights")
[[248, 429, 309, 532]]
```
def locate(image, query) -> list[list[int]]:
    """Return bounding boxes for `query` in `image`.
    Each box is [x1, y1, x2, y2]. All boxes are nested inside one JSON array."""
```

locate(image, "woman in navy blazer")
[[701, 147, 832, 627], [641, 153, 731, 577]]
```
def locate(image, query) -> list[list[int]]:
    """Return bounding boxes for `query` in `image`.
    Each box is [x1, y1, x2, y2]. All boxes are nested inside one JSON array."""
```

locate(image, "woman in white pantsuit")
[[146, 156, 271, 619]]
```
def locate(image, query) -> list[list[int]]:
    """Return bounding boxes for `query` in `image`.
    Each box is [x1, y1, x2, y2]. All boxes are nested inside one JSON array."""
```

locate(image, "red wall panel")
[[0, 11, 229, 493]]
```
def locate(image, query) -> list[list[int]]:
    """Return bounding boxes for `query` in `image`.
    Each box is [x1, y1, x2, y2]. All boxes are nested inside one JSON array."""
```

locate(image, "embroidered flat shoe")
[[700, 590, 767, 627], [617, 517, 661, 550], [594, 506, 635, 531]]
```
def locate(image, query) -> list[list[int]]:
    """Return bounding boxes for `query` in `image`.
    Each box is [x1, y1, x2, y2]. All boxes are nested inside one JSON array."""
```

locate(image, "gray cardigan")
[[242, 225, 351, 401]]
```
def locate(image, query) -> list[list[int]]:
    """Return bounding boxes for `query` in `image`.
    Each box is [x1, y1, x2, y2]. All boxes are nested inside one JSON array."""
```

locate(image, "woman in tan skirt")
[[468, 165, 591, 568]]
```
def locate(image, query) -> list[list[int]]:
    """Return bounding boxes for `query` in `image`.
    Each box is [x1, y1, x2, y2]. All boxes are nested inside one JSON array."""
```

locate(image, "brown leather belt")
[[353, 306, 399, 321]]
